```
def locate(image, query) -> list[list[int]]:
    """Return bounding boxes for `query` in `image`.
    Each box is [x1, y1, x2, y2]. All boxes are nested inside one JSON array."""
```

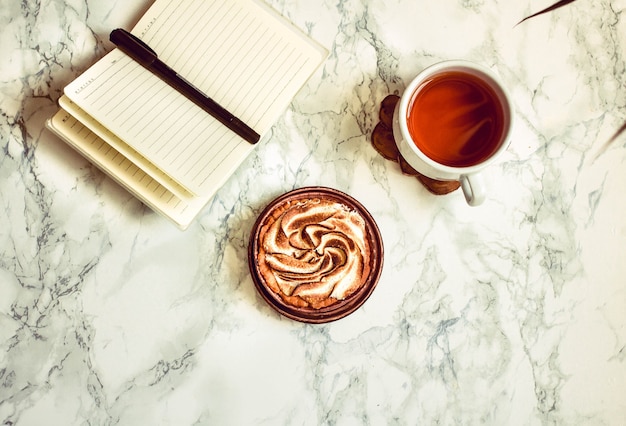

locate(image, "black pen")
[[110, 28, 260, 145]]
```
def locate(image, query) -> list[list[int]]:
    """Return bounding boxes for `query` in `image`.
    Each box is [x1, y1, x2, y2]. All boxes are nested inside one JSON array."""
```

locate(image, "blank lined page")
[[47, 109, 211, 230], [65, 0, 326, 196], [134, 0, 327, 131], [65, 49, 251, 196], [58, 95, 192, 201]]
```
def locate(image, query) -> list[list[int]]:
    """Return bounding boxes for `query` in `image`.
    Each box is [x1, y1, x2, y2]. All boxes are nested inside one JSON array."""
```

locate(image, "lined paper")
[[65, 50, 250, 196], [58, 95, 192, 200], [47, 109, 210, 229], [64, 0, 327, 196]]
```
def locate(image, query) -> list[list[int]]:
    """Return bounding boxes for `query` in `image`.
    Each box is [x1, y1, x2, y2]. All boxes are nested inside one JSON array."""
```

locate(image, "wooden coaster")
[[371, 95, 460, 195]]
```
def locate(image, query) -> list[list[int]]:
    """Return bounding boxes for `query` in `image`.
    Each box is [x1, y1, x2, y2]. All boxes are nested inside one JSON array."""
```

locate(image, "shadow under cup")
[[393, 61, 513, 205]]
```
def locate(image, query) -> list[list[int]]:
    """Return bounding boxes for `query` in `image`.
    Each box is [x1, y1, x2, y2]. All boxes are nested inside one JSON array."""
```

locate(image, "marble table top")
[[1, 0, 625, 424]]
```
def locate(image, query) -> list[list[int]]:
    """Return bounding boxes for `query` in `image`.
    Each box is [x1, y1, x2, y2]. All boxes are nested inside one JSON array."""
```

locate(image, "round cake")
[[248, 187, 383, 323]]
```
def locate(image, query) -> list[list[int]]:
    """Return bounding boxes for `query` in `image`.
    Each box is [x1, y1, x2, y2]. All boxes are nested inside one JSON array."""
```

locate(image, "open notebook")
[[47, 0, 327, 229]]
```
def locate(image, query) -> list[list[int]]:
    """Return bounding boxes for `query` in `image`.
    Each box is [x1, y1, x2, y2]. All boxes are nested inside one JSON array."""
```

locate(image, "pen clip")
[[110, 28, 158, 66]]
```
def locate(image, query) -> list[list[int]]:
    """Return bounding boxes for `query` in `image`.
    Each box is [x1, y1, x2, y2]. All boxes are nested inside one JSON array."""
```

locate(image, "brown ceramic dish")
[[248, 187, 384, 323]]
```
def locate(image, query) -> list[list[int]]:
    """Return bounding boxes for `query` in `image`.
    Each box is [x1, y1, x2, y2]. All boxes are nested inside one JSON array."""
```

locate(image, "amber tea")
[[406, 70, 506, 168]]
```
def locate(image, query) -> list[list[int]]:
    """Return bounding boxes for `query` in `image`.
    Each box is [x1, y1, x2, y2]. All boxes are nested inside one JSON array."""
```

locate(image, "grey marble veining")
[[1, 0, 625, 424]]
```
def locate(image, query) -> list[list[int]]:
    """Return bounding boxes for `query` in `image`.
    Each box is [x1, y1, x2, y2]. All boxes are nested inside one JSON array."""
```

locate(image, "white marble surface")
[[1, 0, 625, 424]]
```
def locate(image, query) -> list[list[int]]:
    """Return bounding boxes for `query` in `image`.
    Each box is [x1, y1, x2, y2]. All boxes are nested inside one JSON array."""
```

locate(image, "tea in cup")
[[392, 60, 513, 205]]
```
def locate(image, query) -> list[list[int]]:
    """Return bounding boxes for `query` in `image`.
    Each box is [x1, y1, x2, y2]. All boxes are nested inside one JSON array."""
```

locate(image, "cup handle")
[[460, 173, 486, 206]]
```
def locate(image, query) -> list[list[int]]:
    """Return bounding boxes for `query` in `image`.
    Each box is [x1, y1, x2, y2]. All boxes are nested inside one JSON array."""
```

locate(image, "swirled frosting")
[[256, 197, 371, 309]]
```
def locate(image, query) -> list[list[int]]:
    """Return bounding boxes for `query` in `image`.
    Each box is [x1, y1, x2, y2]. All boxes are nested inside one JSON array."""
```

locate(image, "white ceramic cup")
[[392, 60, 513, 206]]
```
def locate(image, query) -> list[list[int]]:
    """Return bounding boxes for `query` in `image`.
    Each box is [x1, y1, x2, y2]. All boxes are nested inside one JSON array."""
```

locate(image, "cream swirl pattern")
[[257, 198, 371, 309]]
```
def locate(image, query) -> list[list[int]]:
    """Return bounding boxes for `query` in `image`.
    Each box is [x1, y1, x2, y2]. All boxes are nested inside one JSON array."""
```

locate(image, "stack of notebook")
[[47, 0, 327, 229]]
